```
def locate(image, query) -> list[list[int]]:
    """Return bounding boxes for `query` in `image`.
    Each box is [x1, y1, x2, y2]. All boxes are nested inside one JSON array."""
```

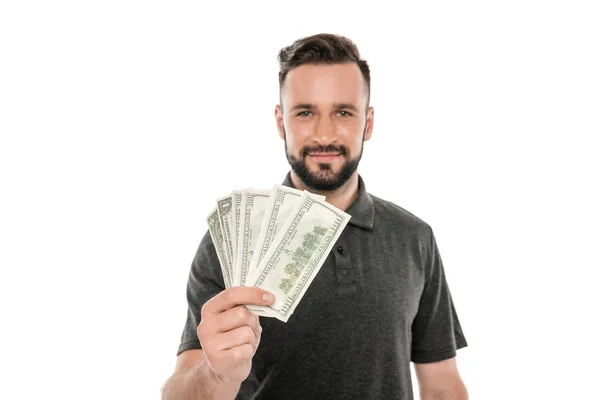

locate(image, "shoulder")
[[370, 193, 433, 238], [188, 229, 227, 290], [197, 228, 215, 251], [191, 229, 220, 273]]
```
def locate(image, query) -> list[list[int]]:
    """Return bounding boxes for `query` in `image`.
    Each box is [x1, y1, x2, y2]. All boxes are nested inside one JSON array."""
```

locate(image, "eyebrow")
[[289, 103, 316, 112], [332, 103, 359, 112], [289, 103, 360, 113]]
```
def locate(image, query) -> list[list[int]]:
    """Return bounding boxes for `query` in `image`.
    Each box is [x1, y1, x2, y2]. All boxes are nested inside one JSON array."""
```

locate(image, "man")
[[162, 33, 468, 400]]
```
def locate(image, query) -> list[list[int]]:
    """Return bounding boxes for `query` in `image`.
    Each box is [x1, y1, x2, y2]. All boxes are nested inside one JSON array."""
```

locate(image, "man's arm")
[[161, 349, 241, 400], [414, 357, 468, 400]]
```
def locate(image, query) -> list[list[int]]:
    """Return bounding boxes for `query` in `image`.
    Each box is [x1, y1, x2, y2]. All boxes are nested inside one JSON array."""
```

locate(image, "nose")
[[312, 116, 338, 146]]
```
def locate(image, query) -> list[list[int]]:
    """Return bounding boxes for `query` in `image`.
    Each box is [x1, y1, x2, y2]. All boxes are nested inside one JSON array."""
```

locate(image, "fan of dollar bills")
[[206, 184, 351, 322]]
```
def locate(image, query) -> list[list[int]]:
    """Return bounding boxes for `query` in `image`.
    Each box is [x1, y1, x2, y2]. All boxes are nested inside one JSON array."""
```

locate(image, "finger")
[[217, 325, 259, 351], [253, 328, 262, 356], [215, 306, 261, 335], [202, 287, 275, 316], [222, 343, 255, 365]]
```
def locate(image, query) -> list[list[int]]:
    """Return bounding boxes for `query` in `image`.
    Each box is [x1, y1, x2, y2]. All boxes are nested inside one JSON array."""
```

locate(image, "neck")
[[289, 171, 360, 211]]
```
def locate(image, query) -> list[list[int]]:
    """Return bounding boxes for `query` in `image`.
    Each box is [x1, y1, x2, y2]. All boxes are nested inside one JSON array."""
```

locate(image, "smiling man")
[[162, 33, 469, 400]]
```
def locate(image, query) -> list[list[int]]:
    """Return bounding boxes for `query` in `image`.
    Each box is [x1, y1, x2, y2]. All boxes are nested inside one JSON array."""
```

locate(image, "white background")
[[1, 1, 598, 399]]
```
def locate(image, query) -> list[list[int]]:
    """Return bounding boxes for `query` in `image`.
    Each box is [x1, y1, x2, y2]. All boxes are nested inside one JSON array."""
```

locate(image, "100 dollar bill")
[[246, 192, 350, 322], [231, 190, 242, 258], [248, 185, 326, 275], [233, 189, 271, 286], [216, 194, 235, 280], [206, 207, 232, 288]]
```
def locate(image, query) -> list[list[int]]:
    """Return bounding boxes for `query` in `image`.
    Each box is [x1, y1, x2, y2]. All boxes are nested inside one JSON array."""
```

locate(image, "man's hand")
[[197, 287, 275, 384]]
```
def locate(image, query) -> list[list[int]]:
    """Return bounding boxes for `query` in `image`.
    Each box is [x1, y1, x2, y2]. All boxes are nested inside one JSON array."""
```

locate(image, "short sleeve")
[[177, 230, 227, 356], [410, 227, 468, 363]]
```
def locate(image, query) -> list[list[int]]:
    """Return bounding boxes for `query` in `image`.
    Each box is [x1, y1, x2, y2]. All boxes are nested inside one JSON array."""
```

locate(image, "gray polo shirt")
[[178, 173, 468, 400]]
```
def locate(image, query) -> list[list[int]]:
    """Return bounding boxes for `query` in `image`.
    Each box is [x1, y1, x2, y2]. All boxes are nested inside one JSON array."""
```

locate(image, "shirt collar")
[[281, 172, 375, 231]]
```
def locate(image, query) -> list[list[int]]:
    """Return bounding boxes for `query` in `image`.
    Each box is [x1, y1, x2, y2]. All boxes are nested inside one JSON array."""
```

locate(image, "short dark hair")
[[278, 33, 371, 107]]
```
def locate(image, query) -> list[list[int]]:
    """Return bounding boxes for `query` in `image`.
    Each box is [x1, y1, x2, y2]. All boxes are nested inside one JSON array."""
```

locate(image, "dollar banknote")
[[206, 207, 232, 288], [233, 189, 271, 287], [245, 192, 350, 322], [248, 185, 325, 276], [231, 190, 242, 254], [216, 194, 235, 280]]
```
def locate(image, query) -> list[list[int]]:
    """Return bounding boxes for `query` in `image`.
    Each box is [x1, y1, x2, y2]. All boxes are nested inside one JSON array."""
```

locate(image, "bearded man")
[[162, 33, 469, 400]]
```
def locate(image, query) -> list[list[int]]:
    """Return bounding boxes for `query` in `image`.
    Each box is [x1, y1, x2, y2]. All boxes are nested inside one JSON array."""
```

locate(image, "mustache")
[[301, 144, 349, 158]]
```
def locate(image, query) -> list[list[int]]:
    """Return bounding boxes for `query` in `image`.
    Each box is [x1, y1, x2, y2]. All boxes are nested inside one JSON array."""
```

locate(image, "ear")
[[275, 104, 285, 139], [364, 106, 374, 142]]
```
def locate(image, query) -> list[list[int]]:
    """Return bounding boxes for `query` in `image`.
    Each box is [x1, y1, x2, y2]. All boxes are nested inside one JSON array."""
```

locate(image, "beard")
[[284, 125, 365, 191]]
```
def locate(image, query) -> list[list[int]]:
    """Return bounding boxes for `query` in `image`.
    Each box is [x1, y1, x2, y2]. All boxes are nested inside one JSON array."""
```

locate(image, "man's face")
[[275, 63, 374, 191]]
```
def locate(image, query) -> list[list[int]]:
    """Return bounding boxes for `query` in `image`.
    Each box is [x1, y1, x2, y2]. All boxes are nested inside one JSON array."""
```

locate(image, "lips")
[[308, 153, 342, 162]]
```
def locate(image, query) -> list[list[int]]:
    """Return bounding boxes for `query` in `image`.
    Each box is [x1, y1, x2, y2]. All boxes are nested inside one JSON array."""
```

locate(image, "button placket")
[[333, 243, 355, 286]]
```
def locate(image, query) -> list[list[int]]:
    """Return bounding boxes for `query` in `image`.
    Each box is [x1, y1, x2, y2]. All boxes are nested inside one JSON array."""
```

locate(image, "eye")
[[338, 110, 352, 117], [297, 111, 312, 117]]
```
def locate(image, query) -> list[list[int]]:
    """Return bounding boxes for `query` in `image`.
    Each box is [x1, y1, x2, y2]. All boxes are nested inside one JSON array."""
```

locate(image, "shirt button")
[[337, 246, 345, 255]]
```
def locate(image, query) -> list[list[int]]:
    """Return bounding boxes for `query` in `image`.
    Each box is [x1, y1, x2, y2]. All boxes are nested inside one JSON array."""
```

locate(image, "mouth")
[[308, 152, 342, 163]]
